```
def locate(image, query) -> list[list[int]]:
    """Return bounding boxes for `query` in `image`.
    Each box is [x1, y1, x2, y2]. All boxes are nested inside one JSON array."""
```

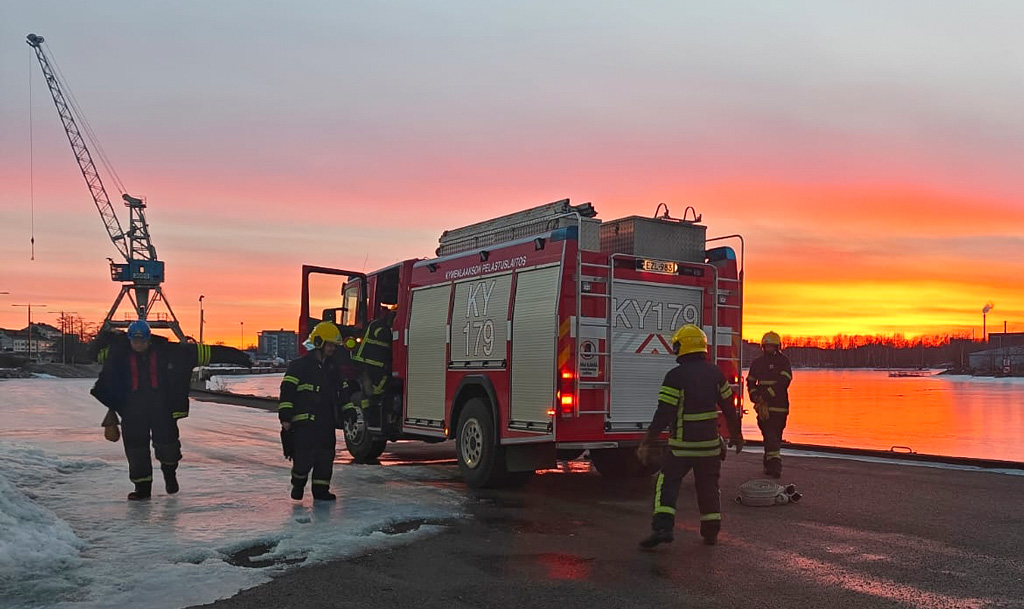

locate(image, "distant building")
[[33, 322, 63, 340], [258, 329, 298, 361], [0, 328, 13, 352], [9, 325, 57, 359], [987, 332, 1024, 349], [968, 346, 1024, 375]]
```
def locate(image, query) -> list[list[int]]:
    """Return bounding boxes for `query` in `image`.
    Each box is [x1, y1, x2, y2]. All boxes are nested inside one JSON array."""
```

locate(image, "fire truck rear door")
[[608, 279, 703, 429]]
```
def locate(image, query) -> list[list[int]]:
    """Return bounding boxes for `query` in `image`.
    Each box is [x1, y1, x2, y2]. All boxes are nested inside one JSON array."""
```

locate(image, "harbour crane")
[[27, 33, 185, 341]]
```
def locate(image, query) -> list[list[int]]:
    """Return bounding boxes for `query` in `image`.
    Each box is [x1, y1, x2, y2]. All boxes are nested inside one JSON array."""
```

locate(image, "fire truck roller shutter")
[[510, 265, 562, 426], [406, 284, 452, 423], [451, 273, 512, 366], [609, 280, 704, 428]]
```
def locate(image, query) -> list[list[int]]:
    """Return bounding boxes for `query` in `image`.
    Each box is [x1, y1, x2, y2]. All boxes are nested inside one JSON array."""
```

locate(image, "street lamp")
[[199, 295, 205, 344], [12, 303, 48, 362]]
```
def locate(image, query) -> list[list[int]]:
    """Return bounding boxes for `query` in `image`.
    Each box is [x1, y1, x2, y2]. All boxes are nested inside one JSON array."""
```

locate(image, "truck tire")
[[342, 407, 387, 464], [589, 447, 657, 478], [456, 398, 506, 488]]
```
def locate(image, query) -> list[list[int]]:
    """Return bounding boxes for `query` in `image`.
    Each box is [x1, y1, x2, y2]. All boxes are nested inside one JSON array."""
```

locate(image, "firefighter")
[[746, 331, 793, 478], [90, 320, 251, 500], [350, 307, 395, 428], [637, 324, 743, 548], [279, 321, 348, 501]]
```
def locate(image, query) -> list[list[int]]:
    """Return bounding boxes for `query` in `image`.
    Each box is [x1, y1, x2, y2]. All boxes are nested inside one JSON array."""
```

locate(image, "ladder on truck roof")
[[436, 199, 597, 256]]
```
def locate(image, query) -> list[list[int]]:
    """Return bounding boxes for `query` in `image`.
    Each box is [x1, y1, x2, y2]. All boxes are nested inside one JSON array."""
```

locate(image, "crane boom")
[[26, 34, 132, 261], [27, 33, 184, 342]]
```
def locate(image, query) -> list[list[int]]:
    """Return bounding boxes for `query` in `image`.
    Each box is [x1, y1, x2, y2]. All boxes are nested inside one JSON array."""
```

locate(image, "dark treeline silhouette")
[[743, 333, 981, 370]]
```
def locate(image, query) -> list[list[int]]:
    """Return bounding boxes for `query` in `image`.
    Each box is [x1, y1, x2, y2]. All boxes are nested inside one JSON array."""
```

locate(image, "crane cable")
[[28, 51, 34, 260], [44, 40, 128, 196]]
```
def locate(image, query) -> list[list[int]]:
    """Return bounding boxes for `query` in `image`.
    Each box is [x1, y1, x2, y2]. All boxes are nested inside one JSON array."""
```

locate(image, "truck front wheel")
[[342, 407, 387, 464]]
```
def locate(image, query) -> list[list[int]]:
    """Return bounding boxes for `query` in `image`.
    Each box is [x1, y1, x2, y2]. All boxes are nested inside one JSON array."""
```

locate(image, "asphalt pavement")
[[195, 442, 1024, 609]]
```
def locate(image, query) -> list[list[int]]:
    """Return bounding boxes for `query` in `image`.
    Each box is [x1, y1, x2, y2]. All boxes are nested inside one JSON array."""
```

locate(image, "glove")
[[103, 425, 120, 443], [636, 440, 661, 467], [280, 428, 294, 460], [754, 401, 769, 422]]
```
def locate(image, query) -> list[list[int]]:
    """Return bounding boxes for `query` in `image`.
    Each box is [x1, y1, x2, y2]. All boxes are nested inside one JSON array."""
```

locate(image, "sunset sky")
[[2, 1, 1022, 346]]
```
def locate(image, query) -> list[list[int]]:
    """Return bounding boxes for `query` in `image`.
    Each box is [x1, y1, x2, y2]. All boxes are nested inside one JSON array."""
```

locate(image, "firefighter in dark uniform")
[[637, 324, 743, 548], [279, 321, 347, 501], [747, 331, 792, 478], [90, 320, 250, 500], [350, 307, 395, 426]]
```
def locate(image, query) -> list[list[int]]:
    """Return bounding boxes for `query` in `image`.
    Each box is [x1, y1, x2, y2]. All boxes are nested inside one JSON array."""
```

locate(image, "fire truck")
[[299, 200, 744, 487]]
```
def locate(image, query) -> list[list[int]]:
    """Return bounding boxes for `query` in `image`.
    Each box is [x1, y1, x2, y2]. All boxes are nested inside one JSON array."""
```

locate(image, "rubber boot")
[[766, 459, 782, 479], [312, 487, 336, 502], [638, 529, 673, 549], [700, 520, 721, 546], [162, 464, 179, 495], [128, 482, 152, 501], [291, 483, 304, 501]]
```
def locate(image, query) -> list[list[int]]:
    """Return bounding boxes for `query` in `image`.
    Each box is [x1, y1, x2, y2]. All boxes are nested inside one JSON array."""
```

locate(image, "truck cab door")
[[299, 265, 367, 354]]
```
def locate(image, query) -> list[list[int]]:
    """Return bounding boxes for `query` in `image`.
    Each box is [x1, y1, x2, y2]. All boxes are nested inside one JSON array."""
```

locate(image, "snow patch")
[[0, 379, 463, 609], [0, 472, 85, 605]]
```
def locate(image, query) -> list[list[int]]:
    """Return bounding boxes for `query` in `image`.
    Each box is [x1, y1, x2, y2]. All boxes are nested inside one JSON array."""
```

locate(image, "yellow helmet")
[[761, 331, 782, 347], [308, 321, 342, 348], [671, 324, 708, 356]]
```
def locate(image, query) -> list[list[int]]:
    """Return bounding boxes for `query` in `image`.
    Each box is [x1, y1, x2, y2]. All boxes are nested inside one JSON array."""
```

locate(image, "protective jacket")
[[279, 351, 345, 427], [746, 352, 793, 413], [91, 335, 248, 419], [646, 353, 742, 454], [351, 317, 392, 372]]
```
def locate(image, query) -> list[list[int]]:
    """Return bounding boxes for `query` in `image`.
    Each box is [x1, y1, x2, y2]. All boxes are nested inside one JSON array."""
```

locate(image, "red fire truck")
[[299, 200, 744, 487]]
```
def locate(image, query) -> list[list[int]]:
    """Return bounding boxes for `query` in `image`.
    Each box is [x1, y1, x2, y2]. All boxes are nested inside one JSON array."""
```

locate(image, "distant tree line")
[[743, 333, 981, 370]]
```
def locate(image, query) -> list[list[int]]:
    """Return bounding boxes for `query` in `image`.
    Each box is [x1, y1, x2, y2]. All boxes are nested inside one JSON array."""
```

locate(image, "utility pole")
[[12, 303, 47, 362], [199, 295, 205, 344], [49, 311, 77, 364], [240, 320, 244, 350]]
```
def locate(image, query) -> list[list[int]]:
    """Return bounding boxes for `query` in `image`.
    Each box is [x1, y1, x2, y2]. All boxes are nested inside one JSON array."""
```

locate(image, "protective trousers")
[[652, 454, 722, 536], [291, 423, 336, 491], [357, 368, 388, 428], [758, 411, 788, 472], [121, 389, 181, 486]]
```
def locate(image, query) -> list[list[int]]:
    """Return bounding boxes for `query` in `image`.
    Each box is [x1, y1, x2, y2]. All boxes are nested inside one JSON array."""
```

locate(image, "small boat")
[[887, 369, 931, 378]]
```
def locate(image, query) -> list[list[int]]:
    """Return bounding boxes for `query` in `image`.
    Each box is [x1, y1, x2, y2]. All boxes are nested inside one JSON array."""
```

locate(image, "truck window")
[[341, 283, 361, 327]]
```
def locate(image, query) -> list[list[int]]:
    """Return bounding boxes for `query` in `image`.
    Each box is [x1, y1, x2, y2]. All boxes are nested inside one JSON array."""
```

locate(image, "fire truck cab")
[[299, 200, 744, 487]]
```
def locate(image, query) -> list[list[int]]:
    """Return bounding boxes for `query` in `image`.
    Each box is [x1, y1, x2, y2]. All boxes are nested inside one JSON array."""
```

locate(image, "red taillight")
[[558, 369, 576, 415]]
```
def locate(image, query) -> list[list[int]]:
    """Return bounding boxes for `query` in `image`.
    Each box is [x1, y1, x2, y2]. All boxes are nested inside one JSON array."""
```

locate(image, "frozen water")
[[0, 379, 462, 609], [206, 373, 279, 398]]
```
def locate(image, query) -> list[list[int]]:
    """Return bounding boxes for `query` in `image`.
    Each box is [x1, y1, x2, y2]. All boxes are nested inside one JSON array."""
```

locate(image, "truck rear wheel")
[[342, 407, 387, 464], [589, 447, 657, 478], [456, 398, 506, 488]]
